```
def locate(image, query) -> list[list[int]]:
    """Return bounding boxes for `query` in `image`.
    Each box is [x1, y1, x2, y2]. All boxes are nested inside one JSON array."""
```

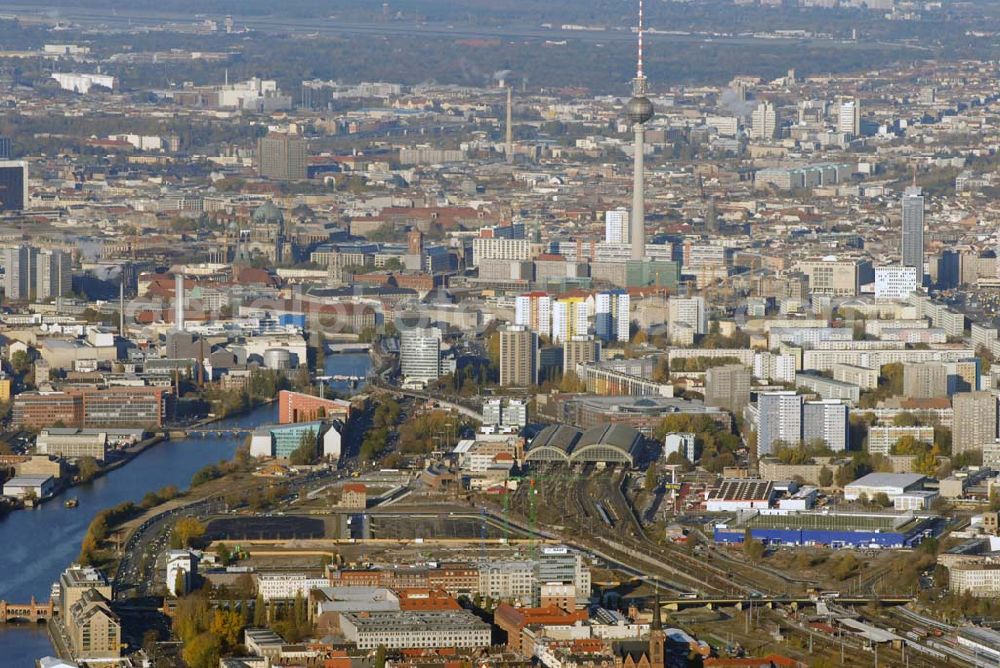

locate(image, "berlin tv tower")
[[626, 0, 654, 261]]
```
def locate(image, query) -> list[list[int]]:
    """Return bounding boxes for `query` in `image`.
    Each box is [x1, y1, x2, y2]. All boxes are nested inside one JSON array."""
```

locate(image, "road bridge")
[[0, 598, 55, 622]]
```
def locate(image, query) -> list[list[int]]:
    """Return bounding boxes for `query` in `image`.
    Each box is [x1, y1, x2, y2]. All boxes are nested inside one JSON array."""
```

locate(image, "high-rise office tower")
[[755, 391, 803, 455], [256, 133, 307, 180], [704, 364, 751, 414], [0, 160, 27, 211], [803, 400, 849, 452], [37, 249, 72, 299], [500, 324, 538, 388], [625, 0, 653, 261], [901, 186, 925, 277], [837, 99, 860, 136], [594, 289, 631, 342], [3, 245, 37, 301], [750, 100, 777, 140], [953, 391, 998, 455], [399, 327, 442, 384], [605, 208, 629, 244], [0, 136, 11, 160]]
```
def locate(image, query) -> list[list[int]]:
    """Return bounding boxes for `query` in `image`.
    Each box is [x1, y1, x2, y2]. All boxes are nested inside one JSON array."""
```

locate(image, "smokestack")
[[119, 276, 125, 337], [506, 86, 513, 164], [175, 273, 185, 331]]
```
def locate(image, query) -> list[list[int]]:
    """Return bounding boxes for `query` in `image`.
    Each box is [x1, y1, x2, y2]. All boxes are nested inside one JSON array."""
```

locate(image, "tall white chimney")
[[175, 273, 185, 331]]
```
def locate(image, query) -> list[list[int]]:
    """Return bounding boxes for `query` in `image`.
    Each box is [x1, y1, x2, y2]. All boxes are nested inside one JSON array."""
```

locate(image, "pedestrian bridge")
[[0, 598, 55, 622], [662, 596, 912, 611]]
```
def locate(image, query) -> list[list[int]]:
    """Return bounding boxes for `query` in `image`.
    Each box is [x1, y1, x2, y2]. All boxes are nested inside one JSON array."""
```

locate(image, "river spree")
[[0, 402, 278, 664]]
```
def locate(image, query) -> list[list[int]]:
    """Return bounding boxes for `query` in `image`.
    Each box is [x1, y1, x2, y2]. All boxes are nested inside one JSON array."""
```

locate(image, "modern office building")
[[901, 186, 925, 276], [0, 136, 11, 160], [837, 99, 860, 136], [704, 364, 752, 414], [500, 325, 538, 388], [399, 327, 442, 385], [256, 133, 307, 180], [802, 399, 849, 451], [755, 391, 803, 455], [594, 289, 630, 342], [750, 100, 777, 140], [953, 391, 998, 455], [12, 388, 173, 429], [0, 160, 27, 211]]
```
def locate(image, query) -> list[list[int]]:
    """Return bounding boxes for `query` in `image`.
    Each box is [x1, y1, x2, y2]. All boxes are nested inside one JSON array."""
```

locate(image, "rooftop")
[[341, 610, 490, 633]]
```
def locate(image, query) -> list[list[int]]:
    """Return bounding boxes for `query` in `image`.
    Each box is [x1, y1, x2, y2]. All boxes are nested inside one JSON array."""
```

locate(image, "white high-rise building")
[[399, 327, 442, 385], [605, 208, 629, 244], [594, 290, 631, 342], [750, 100, 777, 140], [837, 99, 860, 136], [514, 292, 552, 339], [668, 297, 707, 336], [756, 391, 803, 455]]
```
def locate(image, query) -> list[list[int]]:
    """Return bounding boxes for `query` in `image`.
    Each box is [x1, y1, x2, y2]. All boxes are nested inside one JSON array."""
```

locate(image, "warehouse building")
[[713, 510, 935, 549]]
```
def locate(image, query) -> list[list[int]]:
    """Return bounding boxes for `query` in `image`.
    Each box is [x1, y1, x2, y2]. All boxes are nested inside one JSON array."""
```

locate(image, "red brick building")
[[278, 390, 351, 425], [494, 604, 588, 653], [12, 387, 173, 430]]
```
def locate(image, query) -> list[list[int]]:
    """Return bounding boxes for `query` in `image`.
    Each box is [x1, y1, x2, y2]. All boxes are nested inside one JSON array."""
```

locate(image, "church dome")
[[252, 201, 284, 226]]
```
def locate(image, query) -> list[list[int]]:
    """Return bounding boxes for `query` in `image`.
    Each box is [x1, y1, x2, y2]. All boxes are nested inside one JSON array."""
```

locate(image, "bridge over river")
[[0, 598, 54, 623]]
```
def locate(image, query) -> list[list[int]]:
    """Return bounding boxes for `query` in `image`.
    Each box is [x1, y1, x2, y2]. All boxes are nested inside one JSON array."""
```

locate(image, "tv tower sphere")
[[626, 95, 654, 125]]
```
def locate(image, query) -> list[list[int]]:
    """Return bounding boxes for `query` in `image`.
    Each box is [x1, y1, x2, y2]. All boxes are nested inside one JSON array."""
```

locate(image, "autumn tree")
[[173, 517, 207, 549]]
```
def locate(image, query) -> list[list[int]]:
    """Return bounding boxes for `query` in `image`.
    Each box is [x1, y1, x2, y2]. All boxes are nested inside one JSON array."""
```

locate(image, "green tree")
[[818, 466, 833, 487], [77, 456, 100, 482], [644, 466, 658, 492], [9, 349, 32, 375], [289, 428, 318, 465], [253, 593, 267, 627]]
